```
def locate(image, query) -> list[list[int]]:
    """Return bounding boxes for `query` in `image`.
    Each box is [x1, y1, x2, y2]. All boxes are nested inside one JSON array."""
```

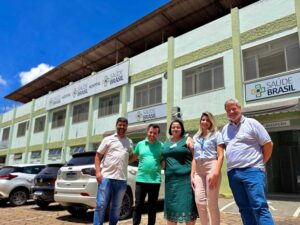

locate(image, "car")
[[32, 163, 64, 208], [54, 151, 98, 217], [0, 164, 45, 206], [54, 151, 165, 219]]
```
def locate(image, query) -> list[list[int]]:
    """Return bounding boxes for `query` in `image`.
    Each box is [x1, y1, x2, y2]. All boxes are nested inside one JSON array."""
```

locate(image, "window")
[[0, 156, 6, 164], [98, 93, 120, 117], [52, 109, 66, 128], [23, 165, 45, 174], [48, 148, 62, 158], [31, 151, 41, 159], [72, 102, 89, 123], [34, 116, 46, 133], [243, 33, 300, 81], [2, 127, 10, 141], [14, 153, 22, 160], [17, 121, 28, 137], [70, 145, 85, 156], [134, 79, 162, 109], [182, 59, 224, 97]]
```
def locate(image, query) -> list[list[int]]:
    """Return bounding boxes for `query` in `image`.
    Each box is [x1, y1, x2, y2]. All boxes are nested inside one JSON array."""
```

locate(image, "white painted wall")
[[11, 121, 29, 148], [2, 110, 14, 122], [173, 50, 235, 120], [239, 0, 295, 33], [174, 14, 232, 58], [129, 43, 168, 75], [34, 95, 47, 111], [69, 121, 88, 139], [15, 102, 32, 118]]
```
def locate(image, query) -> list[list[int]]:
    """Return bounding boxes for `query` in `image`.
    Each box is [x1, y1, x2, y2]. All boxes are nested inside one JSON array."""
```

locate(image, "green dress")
[[162, 136, 198, 223]]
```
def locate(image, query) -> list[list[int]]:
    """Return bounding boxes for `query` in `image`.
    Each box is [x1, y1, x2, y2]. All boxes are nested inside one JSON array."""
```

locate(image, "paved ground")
[[0, 200, 299, 225]]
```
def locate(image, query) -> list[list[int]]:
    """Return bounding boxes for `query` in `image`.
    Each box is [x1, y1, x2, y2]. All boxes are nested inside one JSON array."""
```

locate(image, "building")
[[1, 0, 299, 196]]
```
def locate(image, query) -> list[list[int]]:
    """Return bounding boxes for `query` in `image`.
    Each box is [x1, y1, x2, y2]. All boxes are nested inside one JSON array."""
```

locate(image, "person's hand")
[[208, 172, 219, 189], [191, 175, 196, 191], [96, 171, 103, 184]]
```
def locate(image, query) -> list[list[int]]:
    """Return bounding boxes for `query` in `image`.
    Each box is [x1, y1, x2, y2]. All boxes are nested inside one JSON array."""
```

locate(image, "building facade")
[[1, 0, 300, 195]]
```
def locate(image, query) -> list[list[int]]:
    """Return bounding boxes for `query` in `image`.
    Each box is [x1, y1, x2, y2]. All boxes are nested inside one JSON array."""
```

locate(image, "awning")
[[243, 98, 300, 117]]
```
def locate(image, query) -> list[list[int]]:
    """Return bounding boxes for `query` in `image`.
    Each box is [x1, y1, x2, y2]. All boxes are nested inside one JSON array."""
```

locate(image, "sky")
[[0, 0, 169, 113]]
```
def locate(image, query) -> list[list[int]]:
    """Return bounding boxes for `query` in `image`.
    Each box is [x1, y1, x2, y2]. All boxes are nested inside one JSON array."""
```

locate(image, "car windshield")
[[39, 165, 62, 175], [65, 154, 95, 166], [0, 167, 23, 175]]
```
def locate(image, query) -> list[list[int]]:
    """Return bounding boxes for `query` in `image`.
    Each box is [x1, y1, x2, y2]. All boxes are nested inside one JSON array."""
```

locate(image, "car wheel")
[[36, 199, 50, 209], [67, 206, 88, 218], [119, 190, 133, 220], [9, 189, 28, 206]]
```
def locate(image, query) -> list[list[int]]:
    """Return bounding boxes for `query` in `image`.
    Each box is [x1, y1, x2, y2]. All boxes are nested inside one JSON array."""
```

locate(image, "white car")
[[0, 164, 45, 206], [54, 152, 164, 219]]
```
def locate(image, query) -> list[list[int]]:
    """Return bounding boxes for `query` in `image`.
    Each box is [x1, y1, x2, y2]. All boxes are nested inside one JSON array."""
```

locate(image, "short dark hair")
[[116, 117, 128, 125], [168, 119, 185, 136], [147, 124, 160, 134]]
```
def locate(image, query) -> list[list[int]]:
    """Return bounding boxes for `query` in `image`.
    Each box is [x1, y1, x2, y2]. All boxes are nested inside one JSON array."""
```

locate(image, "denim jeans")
[[93, 178, 127, 225], [132, 182, 160, 225], [228, 168, 274, 225]]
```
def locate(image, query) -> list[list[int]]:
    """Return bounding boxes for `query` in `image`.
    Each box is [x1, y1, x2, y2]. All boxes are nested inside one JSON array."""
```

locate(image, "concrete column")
[[86, 96, 94, 151], [295, 0, 300, 44], [41, 111, 50, 164], [62, 104, 71, 163], [231, 7, 244, 106], [6, 108, 17, 165], [166, 36, 175, 137], [24, 99, 35, 163]]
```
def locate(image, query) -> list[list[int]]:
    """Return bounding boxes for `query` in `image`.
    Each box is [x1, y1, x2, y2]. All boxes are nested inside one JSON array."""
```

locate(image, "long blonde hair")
[[195, 111, 218, 138]]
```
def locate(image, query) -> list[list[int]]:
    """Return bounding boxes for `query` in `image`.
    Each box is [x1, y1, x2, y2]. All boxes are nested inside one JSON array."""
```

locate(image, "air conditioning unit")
[[172, 106, 182, 119]]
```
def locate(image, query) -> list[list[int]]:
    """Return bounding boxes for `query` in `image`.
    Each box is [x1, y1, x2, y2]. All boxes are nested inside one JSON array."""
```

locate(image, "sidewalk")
[[115, 211, 300, 225]]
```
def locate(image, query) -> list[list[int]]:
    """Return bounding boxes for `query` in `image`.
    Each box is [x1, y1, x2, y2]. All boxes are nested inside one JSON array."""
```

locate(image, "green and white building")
[[1, 0, 300, 195]]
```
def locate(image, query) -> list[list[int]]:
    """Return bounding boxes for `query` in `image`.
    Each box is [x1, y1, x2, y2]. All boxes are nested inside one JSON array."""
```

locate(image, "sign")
[[245, 71, 300, 101], [127, 104, 167, 123], [46, 61, 129, 110], [263, 120, 290, 129]]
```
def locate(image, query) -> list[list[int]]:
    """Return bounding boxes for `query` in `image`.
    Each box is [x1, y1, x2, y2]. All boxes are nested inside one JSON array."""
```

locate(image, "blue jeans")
[[93, 178, 127, 225], [228, 168, 274, 225]]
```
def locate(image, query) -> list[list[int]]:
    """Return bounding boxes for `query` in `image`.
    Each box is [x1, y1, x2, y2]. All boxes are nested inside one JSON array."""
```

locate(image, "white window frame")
[[72, 102, 89, 124], [134, 79, 162, 109], [182, 58, 224, 97], [243, 33, 300, 81], [52, 109, 66, 129], [34, 116, 46, 133], [98, 93, 120, 117]]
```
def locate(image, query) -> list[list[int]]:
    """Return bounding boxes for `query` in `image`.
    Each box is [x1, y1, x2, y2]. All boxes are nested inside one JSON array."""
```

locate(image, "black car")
[[32, 163, 63, 208]]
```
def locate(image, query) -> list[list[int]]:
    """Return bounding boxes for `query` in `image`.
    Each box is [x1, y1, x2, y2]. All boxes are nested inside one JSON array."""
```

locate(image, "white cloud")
[[19, 63, 54, 85], [0, 75, 7, 86]]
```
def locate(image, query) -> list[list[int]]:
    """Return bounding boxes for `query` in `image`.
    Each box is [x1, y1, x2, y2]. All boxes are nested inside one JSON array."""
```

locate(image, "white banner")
[[46, 61, 129, 110], [128, 104, 167, 123], [245, 71, 300, 101]]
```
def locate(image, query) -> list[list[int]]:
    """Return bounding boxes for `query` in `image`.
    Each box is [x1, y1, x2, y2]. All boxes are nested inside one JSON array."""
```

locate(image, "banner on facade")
[[245, 71, 300, 102], [128, 104, 167, 123], [46, 61, 129, 110]]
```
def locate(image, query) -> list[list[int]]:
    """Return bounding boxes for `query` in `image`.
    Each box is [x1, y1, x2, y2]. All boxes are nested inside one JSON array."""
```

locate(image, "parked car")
[[54, 151, 97, 217], [32, 163, 64, 208], [54, 152, 164, 219], [0, 164, 45, 206]]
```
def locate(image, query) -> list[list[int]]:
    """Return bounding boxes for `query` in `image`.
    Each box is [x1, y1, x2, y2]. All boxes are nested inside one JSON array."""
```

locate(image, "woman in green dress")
[[163, 119, 198, 225]]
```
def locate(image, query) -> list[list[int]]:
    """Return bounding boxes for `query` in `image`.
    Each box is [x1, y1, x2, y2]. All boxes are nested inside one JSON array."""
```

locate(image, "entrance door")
[[267, 130, 300, 194]]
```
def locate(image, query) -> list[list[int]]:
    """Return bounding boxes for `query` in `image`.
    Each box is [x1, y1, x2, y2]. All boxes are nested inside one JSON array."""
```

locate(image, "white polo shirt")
[[97, 133, 133, 180]]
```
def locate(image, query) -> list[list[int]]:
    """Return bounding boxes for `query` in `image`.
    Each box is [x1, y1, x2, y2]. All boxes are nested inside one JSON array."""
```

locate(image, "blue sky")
[[0, 0, 169, 113]]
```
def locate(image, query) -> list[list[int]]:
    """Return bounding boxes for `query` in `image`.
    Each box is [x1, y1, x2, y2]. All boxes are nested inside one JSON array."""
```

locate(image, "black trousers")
[[132, 182, 160, 225]]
